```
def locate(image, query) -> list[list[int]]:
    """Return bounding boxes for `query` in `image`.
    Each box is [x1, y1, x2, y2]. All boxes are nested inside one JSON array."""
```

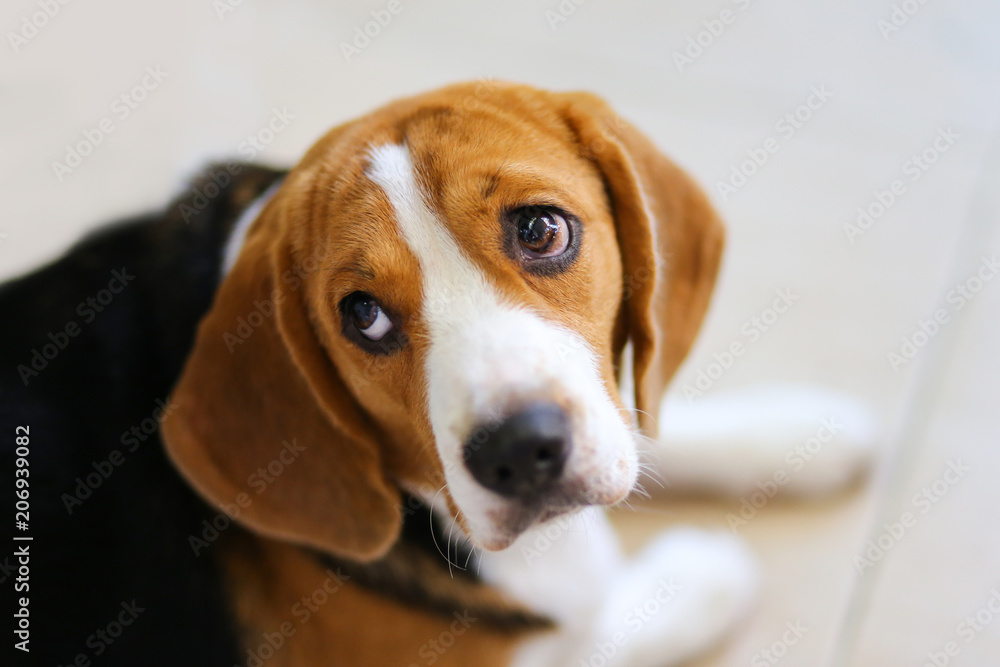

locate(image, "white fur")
[[581, 529, 757, 667], [495, 517, 758, 667], [365, 143, 637, 550], [478, 508, 623, 623], [221, 179, 282, 275], [363, 143, 871, 667]]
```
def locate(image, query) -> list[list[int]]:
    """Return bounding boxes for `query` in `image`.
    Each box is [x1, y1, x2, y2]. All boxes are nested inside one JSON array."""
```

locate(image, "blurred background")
[[2, 1, 999, 665]]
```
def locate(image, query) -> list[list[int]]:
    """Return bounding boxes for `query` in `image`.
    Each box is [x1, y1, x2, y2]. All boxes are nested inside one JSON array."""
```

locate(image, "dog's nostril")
[[463, 403, 571, 499]]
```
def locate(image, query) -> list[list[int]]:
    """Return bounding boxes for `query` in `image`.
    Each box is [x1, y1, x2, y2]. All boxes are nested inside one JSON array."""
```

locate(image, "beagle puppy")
[[2, 82, 867, 666], [164, 81, 756, 667]]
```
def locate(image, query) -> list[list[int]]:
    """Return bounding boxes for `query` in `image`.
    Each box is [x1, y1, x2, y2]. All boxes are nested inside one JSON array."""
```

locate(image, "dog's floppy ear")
[[557, 92, 725, 437], [161, 186, 401, 561]]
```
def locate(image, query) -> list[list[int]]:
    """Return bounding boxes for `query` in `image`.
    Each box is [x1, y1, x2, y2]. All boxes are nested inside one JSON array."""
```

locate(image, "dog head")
[[161, 82, 724, 559]]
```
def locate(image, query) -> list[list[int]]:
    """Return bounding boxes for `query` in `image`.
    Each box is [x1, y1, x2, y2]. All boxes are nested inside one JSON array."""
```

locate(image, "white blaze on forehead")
[[365, 143, 498, 332], [365, 142, 637, 549]]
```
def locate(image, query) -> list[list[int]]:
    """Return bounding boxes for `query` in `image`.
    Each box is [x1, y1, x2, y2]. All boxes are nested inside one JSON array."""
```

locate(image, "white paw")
[[582, 528, 758, 667], [652, 383, 878, 497]]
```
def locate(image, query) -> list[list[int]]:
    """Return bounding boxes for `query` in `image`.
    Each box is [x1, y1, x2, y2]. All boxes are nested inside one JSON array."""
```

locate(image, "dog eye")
[[345, 293, 393, 340], [513, 206, 570, 259]]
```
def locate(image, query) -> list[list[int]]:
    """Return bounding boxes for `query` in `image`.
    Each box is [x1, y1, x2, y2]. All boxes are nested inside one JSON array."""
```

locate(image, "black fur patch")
[[0, 164, 284, 665]]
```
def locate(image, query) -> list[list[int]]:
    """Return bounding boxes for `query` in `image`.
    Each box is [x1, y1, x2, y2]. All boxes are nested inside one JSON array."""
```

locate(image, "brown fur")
[[160, 82, 724, 664], [220, 535, 527, 667]]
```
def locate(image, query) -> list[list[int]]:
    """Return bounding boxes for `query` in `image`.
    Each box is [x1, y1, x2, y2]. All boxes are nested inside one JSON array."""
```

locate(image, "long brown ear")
[[161, 187, 401, 561], [558, 92, 725, 437]]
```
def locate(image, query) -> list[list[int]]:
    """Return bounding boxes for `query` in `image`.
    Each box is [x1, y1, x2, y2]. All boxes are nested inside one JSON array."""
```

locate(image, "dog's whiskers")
[[428, 484, 467, 575], [444, 506, 468, 578], [632, 481, 652, 500], [462, 542, 478, 571], [636, 462, 666, 488]]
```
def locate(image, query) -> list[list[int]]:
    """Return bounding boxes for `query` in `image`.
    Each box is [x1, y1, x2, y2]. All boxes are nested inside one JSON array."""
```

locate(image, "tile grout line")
[[827, 121, 1000, 667]]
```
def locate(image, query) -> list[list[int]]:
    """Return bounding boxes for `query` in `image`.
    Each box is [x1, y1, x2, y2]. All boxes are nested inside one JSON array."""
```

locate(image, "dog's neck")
[[309, 496, 552, 633]]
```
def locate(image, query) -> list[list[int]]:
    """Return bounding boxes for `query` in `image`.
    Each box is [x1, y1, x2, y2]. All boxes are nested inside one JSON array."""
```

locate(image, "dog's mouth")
[[441, 398, 636, 549], [483, 496, 585, 549], [480, 505, 569, 551], [419, 391, 639, 551]]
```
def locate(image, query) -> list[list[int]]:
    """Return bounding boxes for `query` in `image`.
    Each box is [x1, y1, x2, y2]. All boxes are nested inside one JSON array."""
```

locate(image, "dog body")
[[3, 83, 778, 666], [0, 169, 276, 664]]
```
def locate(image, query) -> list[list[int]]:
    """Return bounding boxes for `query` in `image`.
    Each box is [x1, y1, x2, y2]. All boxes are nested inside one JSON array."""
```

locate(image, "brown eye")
[[346, 293, 393, 340], [514, 207, 570, 259]]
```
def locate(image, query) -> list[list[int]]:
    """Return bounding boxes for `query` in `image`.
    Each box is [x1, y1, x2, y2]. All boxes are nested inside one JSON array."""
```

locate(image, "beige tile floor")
[[2, 1, 999, 665]]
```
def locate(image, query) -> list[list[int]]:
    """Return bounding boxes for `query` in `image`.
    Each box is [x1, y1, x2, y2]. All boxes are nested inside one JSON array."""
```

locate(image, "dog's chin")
[[473, 505, 556, 552], [469, 480, 635, 552]]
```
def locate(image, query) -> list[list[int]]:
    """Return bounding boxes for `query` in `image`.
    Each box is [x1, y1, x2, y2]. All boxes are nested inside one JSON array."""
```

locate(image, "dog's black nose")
[[463, 403, 571, 498]]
